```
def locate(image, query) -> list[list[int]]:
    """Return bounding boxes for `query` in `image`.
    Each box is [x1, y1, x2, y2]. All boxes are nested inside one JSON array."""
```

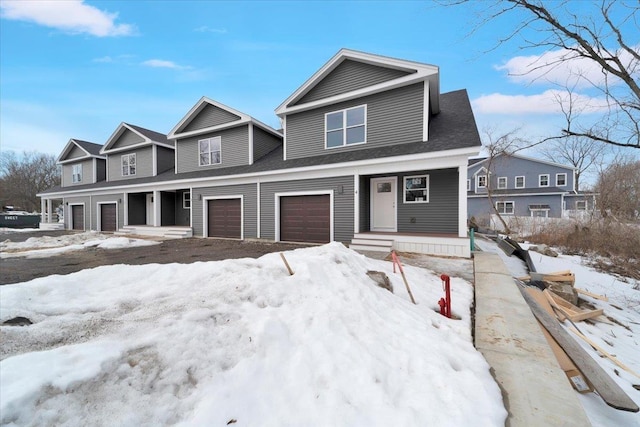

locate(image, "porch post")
[[40, 198, 46, 223], [458, 164, 468, 238], [123, 192, 128, 226], [153, 190, 161, 226], [47, 199, 53, 223]]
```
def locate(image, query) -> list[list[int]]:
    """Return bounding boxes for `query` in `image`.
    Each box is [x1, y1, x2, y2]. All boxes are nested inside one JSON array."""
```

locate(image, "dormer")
[[168, 97, 282, 174], [101, 123, 174, 181], [57, 139, 106, 187], [275, 49, 440, 161]]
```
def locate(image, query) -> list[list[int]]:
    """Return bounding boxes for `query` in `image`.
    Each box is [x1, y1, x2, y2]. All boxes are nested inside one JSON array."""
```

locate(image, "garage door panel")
[[208, 199, 241, 239], [280, 195, 330, 244], [100, 204, 117, 232]]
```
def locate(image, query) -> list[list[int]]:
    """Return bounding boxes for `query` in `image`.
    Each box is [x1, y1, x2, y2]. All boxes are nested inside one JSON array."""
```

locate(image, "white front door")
[[146, 194, 154, 225], [370, 177, 397, 232]]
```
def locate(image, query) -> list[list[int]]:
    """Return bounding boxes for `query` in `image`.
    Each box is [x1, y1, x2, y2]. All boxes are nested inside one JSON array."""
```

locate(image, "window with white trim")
[[72, 164, 82, 183], [576, 200, 587, 210], [183, 192, 191, 209], [199, 137, 222, 166], [404, 175, 429, 203], [497, 176, 507, 189], [556, 173, 567, 186], [477, 175, 487, 188], [496, 201, 514, 215], [539, 174, 550, 187], [466, 179, 470, 191], [515, 176, 525, 188], [325, 105, 366, 148], [121, 153, 136, 176]]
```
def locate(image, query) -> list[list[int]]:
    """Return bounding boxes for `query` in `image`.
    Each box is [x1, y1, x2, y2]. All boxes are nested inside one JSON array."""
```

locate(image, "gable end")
[[183, 104, 242, 133], [293, 59, 414, 106]]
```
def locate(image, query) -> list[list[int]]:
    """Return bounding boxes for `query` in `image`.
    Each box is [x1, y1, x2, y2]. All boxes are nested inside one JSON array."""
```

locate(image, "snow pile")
[[0, 243, 506, 426], [0, 231, 159, 259]]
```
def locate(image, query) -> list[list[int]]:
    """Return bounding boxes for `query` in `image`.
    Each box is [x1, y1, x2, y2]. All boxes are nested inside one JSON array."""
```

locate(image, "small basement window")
[[404, 175, 429, 203]]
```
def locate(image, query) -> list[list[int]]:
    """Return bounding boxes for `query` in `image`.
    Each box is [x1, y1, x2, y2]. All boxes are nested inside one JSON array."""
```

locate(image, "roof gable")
[[293, 59, 414, 106], [57, 139, 105, 163], [168, 97, 282, 140], [469, 153, 577, 172], [276, 48, 439, 117], [101, 123, 172, 154]]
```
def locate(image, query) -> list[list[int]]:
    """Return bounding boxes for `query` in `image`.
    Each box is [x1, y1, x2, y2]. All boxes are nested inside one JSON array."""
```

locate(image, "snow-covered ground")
[[476, 236, 640, 427], [0, 231, 159, 259], [0, 242, 507, 427]]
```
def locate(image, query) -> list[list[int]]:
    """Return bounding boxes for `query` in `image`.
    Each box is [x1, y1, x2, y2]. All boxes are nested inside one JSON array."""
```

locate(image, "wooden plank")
[[568, 309, 605, 322], [576, 288, 609, 302], [544, 289, 581, 314], [520, 286, 639, 412], [525, 288, 593, 393], [569, 327, 640, 380]]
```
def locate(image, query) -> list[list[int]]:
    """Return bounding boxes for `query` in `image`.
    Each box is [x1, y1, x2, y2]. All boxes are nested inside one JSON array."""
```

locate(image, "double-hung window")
[[576, 201, 587, 211], [404, 175, 429, 203], [556, 173, 567, 186], [477, 175, 487, 189], [183, 192, 191, 209], [496, 201, 514, 215], [539, 174, 549, 187], [122, 153, 136, 176], [199, 137, 221, 166], [497, 177, 507, 189], [515, 176, 525, 188], [72, 164, 82, 183], [325, 105, 366, 148]]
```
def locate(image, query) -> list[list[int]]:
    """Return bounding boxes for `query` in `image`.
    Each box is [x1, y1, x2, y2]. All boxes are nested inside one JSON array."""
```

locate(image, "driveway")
[[0, 231, 307, 285]]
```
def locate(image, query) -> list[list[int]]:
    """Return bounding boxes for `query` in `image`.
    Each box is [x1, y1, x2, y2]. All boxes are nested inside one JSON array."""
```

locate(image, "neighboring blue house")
[[467, 153, 597, 226], [39, 49, 483, 257]]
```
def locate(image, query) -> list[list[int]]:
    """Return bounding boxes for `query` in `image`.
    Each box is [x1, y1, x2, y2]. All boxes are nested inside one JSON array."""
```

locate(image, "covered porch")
[[39, 197, 65, 230]]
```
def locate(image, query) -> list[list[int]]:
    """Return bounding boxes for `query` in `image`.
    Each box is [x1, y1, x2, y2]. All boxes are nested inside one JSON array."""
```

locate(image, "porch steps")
[[115, 226, 193, 239], [349, 234, 394, 253]]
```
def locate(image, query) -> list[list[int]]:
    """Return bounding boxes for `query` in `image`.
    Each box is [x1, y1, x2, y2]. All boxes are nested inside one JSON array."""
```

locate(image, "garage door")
[[71, 205, 84, 230], [207, 198, 241, 238], [280, 195, 330, 243], [100, 203, 117, 232]]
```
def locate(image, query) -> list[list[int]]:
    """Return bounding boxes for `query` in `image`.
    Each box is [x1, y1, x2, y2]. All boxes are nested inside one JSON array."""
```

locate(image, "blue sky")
[[0, 0, 617, 157]]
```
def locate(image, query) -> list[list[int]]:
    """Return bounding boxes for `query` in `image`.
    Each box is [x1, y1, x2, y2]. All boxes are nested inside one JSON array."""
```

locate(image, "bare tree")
[[448, 0, 640, 149], [480, 127, 528, 233], [596, 157, 640, 220], [0, 151, 60, 212]]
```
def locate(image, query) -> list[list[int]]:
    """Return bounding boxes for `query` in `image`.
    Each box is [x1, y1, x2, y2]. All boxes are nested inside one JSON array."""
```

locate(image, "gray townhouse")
[[467, 153, 597, 226], [39, 49, 482, 257]]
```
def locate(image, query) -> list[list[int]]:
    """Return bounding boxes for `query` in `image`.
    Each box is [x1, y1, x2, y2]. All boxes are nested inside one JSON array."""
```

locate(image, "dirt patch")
[[0, 231, 307, 285]]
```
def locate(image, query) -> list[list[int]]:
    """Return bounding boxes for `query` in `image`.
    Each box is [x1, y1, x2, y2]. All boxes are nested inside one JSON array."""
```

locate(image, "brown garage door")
[[71, 205, 84, 230], [208, 198, 241, 238], [280, 195, 330, 243], [100, 203, 117, 232]]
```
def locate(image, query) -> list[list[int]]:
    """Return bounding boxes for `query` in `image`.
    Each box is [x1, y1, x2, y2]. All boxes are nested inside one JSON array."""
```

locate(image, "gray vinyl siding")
[[468, 156, 575, 192], [176, 125, 249, 173], [157, 146, 175, 174], [468, 194, 564, 220], [362, 169, 458, 234], [183, 104, 241, 133], [253, 127, 282, 161], [175, 189, 191, 226], [96, 159, 106, 182], [294, 59, 413, 105], [62, 159, 94, 187], [67, 145, 86, 160], [260, 176, 354, 243], [92, 194, 125, 231], [191, 184, 257, 238], [286, 83, 424, 160], [64, 196, 90, 230], [107, 147, 154, 181], [111, 129, 144, 149]]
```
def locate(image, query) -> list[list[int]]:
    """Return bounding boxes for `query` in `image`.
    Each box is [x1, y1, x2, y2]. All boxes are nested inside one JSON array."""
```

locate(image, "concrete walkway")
[[474, 252, 591, 427]]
